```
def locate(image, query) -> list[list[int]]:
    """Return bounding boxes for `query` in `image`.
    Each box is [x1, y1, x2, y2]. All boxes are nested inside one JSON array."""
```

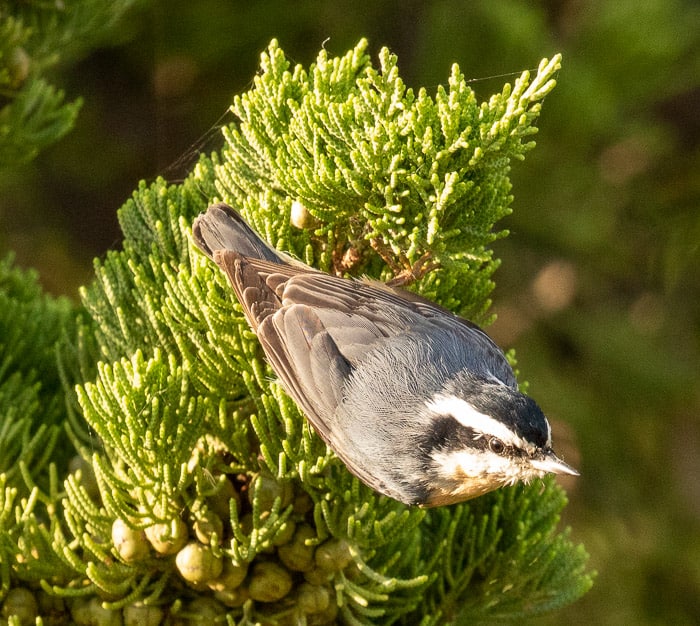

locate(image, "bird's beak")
[[530, 452, 579, 477]]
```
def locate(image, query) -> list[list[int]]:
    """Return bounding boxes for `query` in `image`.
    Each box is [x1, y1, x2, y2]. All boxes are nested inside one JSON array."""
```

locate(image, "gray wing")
[[407, 299, 518, 388], [275, 270, 517, 388], [212, 251, 352, 443], [212, 251, 516, 442]]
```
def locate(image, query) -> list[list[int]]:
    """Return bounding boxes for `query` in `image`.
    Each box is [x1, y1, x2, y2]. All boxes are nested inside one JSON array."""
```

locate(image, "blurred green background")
[[1, 1, 698, 623]]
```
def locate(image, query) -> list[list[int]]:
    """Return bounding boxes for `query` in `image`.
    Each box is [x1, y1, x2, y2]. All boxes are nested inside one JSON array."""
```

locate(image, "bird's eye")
[[489, 438, 506, 455]]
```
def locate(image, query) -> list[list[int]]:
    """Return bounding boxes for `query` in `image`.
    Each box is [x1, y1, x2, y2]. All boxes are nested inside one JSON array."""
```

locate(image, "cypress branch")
[[0, 39, 593, 624], [1, 1, 143, 166]]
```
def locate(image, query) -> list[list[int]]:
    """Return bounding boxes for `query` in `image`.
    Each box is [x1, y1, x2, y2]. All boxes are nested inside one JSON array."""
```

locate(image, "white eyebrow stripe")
[[427, 395, 528, 450]]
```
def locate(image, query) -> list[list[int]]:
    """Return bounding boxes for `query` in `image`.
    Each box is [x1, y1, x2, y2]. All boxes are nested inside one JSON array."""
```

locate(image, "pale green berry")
[[70, 597, 122, 626], [207, 559, 249, 592], [175, 542, 223, 583], [145, 518, 188, 555], [315, 538, 353, 572], [271, 519, 296, 547], [248, 562, 293, 602], [303, 566, 333, 586], [193, 510, 224, 545], [123, 602, 163, 626], [249, 473, 294, 511], [278, 523, 316, 572], [112, 518, 150, 563], [290, 201, 320, 229], [297, 582, 331, 615], [1, 588, 38, 625]]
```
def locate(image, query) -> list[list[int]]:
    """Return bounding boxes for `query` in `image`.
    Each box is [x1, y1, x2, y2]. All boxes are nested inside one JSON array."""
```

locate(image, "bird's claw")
[[371, 238, 440, 287]]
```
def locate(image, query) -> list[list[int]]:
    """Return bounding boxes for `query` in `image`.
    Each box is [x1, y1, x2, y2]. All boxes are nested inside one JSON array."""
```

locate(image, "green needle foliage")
[[0, 40, 593, 624], [0, 256, 77, 490], [0, 0, 141, 166]]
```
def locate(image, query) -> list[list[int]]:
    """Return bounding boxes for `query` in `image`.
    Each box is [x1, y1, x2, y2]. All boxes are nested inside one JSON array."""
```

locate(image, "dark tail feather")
[[192, 203, 282, 264]]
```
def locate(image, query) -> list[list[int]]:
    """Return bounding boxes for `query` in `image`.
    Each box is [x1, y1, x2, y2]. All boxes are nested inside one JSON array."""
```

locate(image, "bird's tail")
[[192, 203, 283, 264]]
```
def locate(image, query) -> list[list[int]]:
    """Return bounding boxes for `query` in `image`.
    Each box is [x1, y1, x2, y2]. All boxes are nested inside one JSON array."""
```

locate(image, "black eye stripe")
[[422, 415, 463, 453], [423, 416, 495, 454], [422, 413, 538, 464]]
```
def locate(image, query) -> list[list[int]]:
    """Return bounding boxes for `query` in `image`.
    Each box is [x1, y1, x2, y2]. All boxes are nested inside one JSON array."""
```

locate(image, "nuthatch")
[[193, 203, 578, 506]]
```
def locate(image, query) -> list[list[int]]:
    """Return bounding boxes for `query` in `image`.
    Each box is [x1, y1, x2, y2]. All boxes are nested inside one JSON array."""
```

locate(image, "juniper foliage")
[[0, 40, 593, 624], [0, 0, 141, 166]]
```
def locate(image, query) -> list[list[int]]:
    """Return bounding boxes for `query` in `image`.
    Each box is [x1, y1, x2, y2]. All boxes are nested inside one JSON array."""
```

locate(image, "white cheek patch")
[[426, 395, 529, 451], [433, 449, 500, 477], [432, 449, 527, 485]]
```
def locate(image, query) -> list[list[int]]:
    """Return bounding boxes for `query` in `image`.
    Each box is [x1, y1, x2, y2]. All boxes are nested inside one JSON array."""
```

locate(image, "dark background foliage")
[[1, 1, 698, 623]]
